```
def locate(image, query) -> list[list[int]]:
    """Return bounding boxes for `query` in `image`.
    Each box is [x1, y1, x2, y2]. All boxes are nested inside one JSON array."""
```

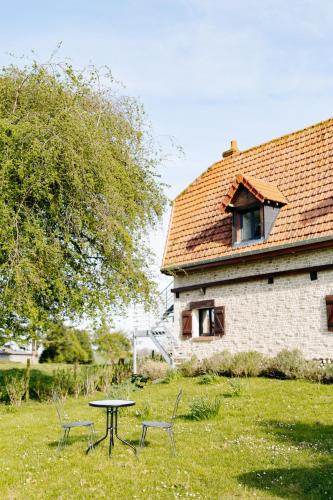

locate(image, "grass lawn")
[[0, 377, 333, 499]]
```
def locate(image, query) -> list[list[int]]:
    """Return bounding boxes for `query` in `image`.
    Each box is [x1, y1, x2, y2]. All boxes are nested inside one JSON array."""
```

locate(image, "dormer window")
[[221, 174, 288, 247], [239, 206, 262, 241], [231, 190, 264, 244]]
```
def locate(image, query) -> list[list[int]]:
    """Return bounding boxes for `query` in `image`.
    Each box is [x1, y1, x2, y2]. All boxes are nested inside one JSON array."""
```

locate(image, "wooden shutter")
[[182, 310, 192, 336], [326, 296, 333, 332], [214, 307, 225, 336]]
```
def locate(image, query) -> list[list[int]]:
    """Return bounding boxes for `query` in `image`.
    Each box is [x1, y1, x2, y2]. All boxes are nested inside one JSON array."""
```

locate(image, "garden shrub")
[[322, 364, 333, 383], [139, 359, 169, 381], [201, 351, 233, 375], [29, 370, 54, 401], [231, 351, 268, 377], [302, 360, 325, 383], [198, 374, 219, 385], [162, 368, 181, 384], [108, 379, 136, 400], [179, 356, 202, 377], [225, 378, 242, 397], [3, 371, 26, 406], [267, 349, 307, 379], [189, 395, 222, 420]]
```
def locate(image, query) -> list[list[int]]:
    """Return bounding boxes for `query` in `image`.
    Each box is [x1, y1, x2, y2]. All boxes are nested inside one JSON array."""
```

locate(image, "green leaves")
[[0, 61, 166, 340]]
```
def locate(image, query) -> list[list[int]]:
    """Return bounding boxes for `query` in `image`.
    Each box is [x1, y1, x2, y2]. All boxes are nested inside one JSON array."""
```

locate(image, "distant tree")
[[40, 324, 93, 364], [94, 319, 131, 363], [0, 58, 166, 344]]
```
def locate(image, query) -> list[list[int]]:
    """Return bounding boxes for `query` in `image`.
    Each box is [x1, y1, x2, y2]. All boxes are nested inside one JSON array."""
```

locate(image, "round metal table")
[[86, 399, 136, 457]]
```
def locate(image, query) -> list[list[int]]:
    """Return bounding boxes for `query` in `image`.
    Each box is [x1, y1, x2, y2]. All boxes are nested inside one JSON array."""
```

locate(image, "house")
[[0, 346, 36, 364], [161, 118, 333, 361]]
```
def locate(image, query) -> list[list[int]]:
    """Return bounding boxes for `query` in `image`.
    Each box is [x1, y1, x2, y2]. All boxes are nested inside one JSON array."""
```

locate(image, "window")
[[199, 308, 214, 336], [182, 303, 225, 338], [232, 205, 264, 245], [326, 296, 333, 332], [241, 207, 261, 241]]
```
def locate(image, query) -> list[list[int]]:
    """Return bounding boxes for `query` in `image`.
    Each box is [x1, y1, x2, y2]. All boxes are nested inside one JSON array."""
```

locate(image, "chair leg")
[[58, 427, 69, 452], [167, 428, 176, 456], [87, 425, 94, 449], [139, 426, 147, 448], [57, 429, 66, 452], [64, 427, 70, 446]]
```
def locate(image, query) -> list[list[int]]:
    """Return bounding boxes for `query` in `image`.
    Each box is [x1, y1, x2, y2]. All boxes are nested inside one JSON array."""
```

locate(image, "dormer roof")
[[221, 174, 288, 212]]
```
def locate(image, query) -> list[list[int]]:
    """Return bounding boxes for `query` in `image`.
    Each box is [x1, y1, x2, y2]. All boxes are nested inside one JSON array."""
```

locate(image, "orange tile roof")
[[221, 174, 288, 211], [162, 117, 333, 271]]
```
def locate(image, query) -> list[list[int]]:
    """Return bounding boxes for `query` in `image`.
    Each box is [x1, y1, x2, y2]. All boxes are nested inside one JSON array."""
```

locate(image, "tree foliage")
[[94, 319, 131, 362], [39, 323, 93, 364], [0, 60, 166, 341]]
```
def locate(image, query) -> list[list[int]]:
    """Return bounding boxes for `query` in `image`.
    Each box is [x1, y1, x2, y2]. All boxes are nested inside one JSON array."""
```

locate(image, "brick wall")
[[173, 248, 333, 360]]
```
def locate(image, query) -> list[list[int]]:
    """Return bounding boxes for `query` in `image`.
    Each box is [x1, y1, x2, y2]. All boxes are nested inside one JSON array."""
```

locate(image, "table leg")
[[109, 408, 114, 457], [114, 408, 137, 455], [86, 408, 110, 454]]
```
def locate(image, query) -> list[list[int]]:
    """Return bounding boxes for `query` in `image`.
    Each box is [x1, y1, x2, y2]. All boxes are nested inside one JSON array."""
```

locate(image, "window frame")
[[181, 302, 225, 339], [199, 308, 214, 337], [232, 203, 264, 246], [240, 206, 262, 242]]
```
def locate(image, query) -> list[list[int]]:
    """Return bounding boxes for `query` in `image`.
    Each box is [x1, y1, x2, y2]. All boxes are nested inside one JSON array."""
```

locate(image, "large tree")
[[39, 323, 93, 364], [0, 60, 166, 343]]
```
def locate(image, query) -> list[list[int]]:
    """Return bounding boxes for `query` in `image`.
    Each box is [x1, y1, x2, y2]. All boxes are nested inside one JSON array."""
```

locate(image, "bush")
[[162, 368, 181, 384], [197, 374, 219, 385], [225, 378, 242, 397], [108, 379, 136, 400], [201, 351, 233, 376], [231, 351, 267, 377], [139, 359, 169, 381], [189, 395, 222, 420], [3, 371, 26, 406], [267, 349, 307, 379], [179, 356, 202, 377], [302, 360, 325, 383], [322, 364, 333, 384], [29, 370, 54, 401]]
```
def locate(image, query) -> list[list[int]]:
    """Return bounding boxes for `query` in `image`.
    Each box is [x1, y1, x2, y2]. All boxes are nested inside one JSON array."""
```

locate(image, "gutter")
[[161, 235, 333, 275]]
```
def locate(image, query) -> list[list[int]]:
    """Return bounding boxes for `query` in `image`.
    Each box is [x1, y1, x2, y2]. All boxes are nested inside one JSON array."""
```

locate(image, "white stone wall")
[[173, 248, 333, 360]]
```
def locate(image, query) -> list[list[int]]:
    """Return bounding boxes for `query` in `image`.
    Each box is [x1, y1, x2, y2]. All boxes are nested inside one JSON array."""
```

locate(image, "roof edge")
[[161, 235, 333, 274]]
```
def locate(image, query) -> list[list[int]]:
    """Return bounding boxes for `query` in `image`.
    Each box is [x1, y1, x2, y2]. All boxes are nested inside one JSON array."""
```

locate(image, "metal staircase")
[[133, 281, 180, 367]]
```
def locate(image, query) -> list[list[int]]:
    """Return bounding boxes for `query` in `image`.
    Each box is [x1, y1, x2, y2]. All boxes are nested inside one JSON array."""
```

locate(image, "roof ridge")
[[173, 115, 333, 203], [240, 115, 333, 156]]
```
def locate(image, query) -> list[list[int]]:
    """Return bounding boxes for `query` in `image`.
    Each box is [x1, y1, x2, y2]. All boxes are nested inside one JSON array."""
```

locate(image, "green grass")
[[0, 377, 333, 499]]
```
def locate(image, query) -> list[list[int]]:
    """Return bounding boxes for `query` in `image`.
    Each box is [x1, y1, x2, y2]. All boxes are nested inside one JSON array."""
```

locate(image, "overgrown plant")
[[139, 359, 169, 381], [231, 351, 268, 377], [179, 356, 202, 377], [3, 372, 26, 406], [225, 378, 242, 397], [189, 395, 222, 421], [267, 349, 307, 379], [162, 368, 180, 384], [201, 351, 233, 376], [198, 374, 219, 385]]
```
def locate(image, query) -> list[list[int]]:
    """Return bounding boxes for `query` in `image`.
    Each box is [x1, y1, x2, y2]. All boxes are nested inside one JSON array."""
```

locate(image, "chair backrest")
[[171, 389, 182, 421], [52, 391, 65, 426]]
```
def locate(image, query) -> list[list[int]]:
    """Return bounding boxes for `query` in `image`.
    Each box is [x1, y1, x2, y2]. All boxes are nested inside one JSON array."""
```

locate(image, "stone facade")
[[173, 248, 333, 360]]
